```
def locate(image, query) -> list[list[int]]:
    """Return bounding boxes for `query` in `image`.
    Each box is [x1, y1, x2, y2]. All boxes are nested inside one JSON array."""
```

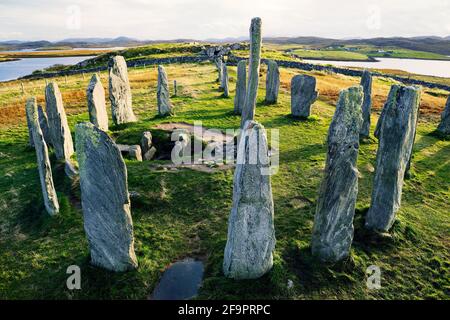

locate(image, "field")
[[0, 57, 449, 299]]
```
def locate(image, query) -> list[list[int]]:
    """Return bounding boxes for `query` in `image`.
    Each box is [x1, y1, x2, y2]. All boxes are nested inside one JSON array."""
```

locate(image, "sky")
[[0, 0, 449, 41]]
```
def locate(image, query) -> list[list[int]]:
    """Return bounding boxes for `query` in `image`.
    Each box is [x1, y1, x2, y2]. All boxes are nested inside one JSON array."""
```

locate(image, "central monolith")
[[240, 17, 262, 128]]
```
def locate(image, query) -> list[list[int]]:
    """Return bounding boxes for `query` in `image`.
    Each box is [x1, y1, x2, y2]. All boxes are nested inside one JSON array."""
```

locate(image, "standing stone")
[[75, 122, 138, 272], [311, 86, 363, 262], [265, 60, 279, 104], [437, 96, 450, 135], [37, 105, 51, 145], [365, 85, 421, 232], [359, 70, 372, 138], [291, 75, 318, 118], [25, 100, 35, 147], [222, 63, 229, 97], [87, 73, 109, 131], [45, 82, 74, 160], [108, 56, 137, 125], [27, 97, 59, 216], [223, 120, 275, 279], [141, 131, 152, 155], [214, 57, 223, 86], [157, 65, 173, 116], [240, 17, 262, 128], [234, 60, 247, 114]]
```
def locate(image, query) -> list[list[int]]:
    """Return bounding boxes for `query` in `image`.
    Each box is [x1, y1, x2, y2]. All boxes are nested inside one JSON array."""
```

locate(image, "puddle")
[[150, 258, 204, 300]]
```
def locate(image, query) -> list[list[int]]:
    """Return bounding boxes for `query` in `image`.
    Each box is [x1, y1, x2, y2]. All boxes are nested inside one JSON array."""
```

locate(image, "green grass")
[[0, 62, 449, 300], [291, 49, 371, 61]]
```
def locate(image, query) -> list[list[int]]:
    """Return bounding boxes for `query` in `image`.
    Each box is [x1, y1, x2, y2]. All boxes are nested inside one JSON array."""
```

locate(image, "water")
[[0, 56, 94, 82], [150, 258, 204, 300], [303, 57, 450, 78]]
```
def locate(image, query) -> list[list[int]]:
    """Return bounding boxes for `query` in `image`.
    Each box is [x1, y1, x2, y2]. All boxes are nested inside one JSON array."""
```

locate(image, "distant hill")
[[264, 36, 450, 55]]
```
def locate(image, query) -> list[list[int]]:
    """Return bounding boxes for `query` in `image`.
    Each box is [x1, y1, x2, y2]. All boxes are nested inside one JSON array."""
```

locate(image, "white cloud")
[[0, 0, 449, 41]]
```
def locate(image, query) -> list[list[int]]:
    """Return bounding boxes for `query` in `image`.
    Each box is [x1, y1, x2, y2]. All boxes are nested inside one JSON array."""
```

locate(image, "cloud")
[[0, 0, 449, 41]]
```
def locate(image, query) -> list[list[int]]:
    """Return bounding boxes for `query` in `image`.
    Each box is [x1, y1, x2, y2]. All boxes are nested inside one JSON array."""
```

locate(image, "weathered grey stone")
[[64, 160, 78, 179], [25, 99, 35, 147], [75, 122, 138, 272], [129, 145, 142, 162], [311, 86, 363, 262], [265, 60, 279, 104], [437, 96, 450, 135], [140, 131, 152, 154], [27, 97, 59, 216], [108, 56, 137, 125], [359, 70, 372, 138], [234, 60, 246, 115], [223, 120, 275, 279], [45, 82, 74, 160], [214, 57, 224, 86], [291, 75, 318, 118], [157, 65, 173, 116], [143, 146, 157, 161], [222, 63, 229, 97], [37, 105, 51, 146], [87, 73, 109, 131], [365, 85, 421, 232], [240, 17, 262, 128]]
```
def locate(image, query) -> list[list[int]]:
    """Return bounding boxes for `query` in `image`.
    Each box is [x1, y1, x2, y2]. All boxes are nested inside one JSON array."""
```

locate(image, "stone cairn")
[[75, 122, 138, 272], [365, 85, 421, 232], [234, 60, 247, 115], [45, 82, 74, 161], [437, 95, 450, 135], [108, 56, 137, 125], [87, 73, 109, 131], [157, 65, 173, 116], [311, 86, 363, 262], [222, 63, 229, 97], [240, 17, 262, 128], [265, 60, 280, 104], [141, 131, 157, 160], [223, 120, 275, 279], [359, 70, 373, 138], [291, 75, 318, 118], [27, 97, 59, 216]]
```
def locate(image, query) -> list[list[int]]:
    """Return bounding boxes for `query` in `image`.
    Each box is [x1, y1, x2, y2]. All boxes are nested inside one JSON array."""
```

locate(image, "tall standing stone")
[[223, 120, 275, 279], [359, 70, 372, 138], [75, 122, 138, 272], [45, 82, 74, 161], [37, 105, 51, 145], [222, 63, 229, 97], [437, 96, 450, 135], [311, 86, 363, 262], [365, 85, 421, 232], [25, 100, 35, 147], [234, 60, 246, 114], [157, 65, 173, 116], [108, 56, 137, 125], [240, 17, 262, 128], [291, 75, 318, 118], [87, 73, 109, 131], [265, 60, 279, 104], [27, 97, 59, 216], [214, 57, 223, 87]]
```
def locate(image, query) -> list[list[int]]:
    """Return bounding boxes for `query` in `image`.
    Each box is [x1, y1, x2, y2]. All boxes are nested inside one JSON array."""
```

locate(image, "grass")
[[291, 49, 371, 61], [0, 61, 449, 300]]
